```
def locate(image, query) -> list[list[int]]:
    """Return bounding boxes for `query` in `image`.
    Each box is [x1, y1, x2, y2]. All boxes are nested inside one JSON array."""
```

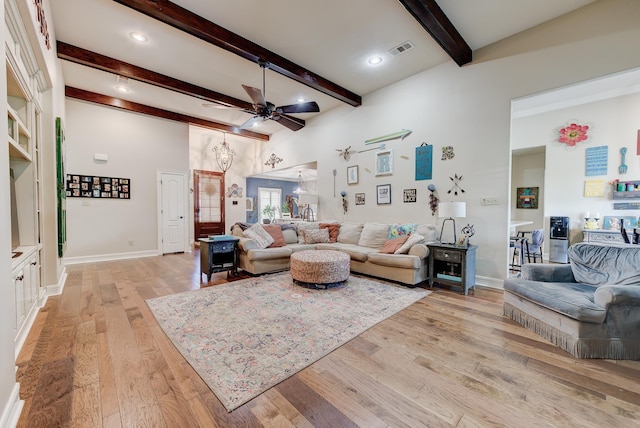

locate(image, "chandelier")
[[294, 170, 306, 194], [264, 153, 283, 169], [213, 133, 235, 173]]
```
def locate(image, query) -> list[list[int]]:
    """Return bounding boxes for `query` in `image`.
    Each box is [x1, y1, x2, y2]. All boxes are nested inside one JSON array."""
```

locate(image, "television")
[[10, 168, 20, 251]]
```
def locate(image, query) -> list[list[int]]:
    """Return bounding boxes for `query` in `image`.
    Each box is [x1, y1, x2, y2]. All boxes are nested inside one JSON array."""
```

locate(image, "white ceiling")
[[50, 0, 596, 177]]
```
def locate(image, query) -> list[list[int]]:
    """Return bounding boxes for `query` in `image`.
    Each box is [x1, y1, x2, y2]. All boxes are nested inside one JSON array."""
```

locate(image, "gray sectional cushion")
[[568, 243, 640, 286], [504, 278, 605, 323]]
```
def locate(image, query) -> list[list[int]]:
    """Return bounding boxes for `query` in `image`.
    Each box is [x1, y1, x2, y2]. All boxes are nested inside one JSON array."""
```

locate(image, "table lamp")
[[438, 201, 466, 244]]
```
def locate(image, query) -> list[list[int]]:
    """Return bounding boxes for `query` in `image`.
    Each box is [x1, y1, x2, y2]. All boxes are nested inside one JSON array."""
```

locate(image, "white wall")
[[221, 0, 640, 285], [513, 91, 640, 244], [63, 100, 189, 260]]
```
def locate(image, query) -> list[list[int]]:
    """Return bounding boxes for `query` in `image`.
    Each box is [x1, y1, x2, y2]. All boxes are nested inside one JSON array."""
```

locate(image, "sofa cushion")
[[389, 223, 417, 239], [503, 279, 606, 323], [320, 222, 339, 242], [297, 222, 320, 244], [304, 228, 330, 244], [262, 224, 286, 248], [568, 243, 640, 286], [282, 228, 299, 244], [395, 233, 425, 254], [367, 252, 421, 269], [416, 224, 437, 242], [315, 243, 376, 262], [243, 223, 274, 249], [358, 223, 390, 248], [337, 223, 364, 244], [246, 246, 292, 261], [379, 236, 409, 254]]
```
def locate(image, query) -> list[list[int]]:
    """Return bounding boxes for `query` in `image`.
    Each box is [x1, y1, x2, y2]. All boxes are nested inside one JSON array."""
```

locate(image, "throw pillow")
[[379, 235, 409, 254], [388, 223, 417, 239], [304, 228, 330, 244], [320, 222, 340, 243], [357, 222, 390, 248], [394, 233, 425, 254], [297, 222, 319, 244], [337, 222, 364, 244], [262, 224, 286, 248], [243, 223, 274, 249]]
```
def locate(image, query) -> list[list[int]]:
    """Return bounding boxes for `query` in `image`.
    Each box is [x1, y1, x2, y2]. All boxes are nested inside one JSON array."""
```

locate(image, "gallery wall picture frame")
[[377, 184, 391, 205], [375, 149, 393, 176], [516, 186, 538, 209], [347, 165, 359, 184], [355, 193, 365, 205], [403, 188, 417, 203], [66, 174, 131, 199]]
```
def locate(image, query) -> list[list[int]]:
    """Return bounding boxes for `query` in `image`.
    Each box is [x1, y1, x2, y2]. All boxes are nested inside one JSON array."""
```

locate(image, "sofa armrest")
[[237, 237, 259, 251], [594, 285, 640, 308], [408, 243, 428, 259], [521, 263, 576, 283]]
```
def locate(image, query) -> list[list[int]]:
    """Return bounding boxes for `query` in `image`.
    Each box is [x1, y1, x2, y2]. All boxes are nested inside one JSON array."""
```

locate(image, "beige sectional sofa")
[[231, 221, 437, 286]]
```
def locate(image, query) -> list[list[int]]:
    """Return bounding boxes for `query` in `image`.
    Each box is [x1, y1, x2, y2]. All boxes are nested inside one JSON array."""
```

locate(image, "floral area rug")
[[146, 272, 430, 411]]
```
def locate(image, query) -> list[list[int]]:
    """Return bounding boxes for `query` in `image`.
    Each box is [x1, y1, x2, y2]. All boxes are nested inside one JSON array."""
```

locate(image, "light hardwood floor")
[[15, 249, 640, 427]]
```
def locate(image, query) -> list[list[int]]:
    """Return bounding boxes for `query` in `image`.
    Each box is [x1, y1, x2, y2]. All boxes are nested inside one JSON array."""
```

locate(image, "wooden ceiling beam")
[[112, 0, 362, 107], [397, 0, 472, 66], [57, 41, 253, 110], [65, 86, 270, 141]]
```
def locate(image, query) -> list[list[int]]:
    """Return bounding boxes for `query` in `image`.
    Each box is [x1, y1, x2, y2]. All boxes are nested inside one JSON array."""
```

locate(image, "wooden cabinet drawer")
[[212, 241, 235, 253], [433, 248, 462, 263]]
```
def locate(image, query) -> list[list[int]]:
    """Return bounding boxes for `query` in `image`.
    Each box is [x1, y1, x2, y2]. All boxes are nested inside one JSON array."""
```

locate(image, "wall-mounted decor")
[[516, 186, 538, 209], [245, 197, 254, 211], [264, 153, 283, 169], [355, 193, 365, 205], [377, 184, 391, 205], [584, 179, 605, 197], [365, 129, 411, 145], [340, 191, 348, 214], [441, 145, 454, 160], [226, 183, 243, 198], [447, 173, 465, 196], [585, 146, 607, 176], [56, 117, 66, 257], [428, 183, 439, 216], [347, 165, 359, 184], [415, 142, 433, 180], [403, 189, 417, 203], [558, 121, 590, 147], [619, 147, 628, 174], [66, 174, 131, 199], [375, 149, 393, 176], [336, 146, 354, 160], [604, 216, 636, 230]]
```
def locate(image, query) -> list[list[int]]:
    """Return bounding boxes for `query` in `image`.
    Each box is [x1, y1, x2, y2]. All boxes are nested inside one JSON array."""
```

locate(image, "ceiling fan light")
[[115, 84, 130, 93]]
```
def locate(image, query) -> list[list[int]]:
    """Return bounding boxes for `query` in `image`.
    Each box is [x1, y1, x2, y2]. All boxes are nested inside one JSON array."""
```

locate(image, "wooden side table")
[[199, 236, 240, 282], [427, 243, 477, 295]]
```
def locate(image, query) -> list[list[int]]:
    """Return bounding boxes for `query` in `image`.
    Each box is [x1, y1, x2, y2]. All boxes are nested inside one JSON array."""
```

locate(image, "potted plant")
[[262, 205, 276, 224], [281, 202, 291, 218]]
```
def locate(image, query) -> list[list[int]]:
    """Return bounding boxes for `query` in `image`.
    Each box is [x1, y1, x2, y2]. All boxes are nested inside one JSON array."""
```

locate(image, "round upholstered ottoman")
[[290, 250, 350, 289]]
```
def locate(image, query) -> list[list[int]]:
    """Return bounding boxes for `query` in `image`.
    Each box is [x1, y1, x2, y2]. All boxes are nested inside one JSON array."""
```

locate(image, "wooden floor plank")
[[14, 249, 640, 426]]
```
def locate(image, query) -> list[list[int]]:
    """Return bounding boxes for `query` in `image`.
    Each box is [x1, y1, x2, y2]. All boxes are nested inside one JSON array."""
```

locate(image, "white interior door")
[[160, 172, 187, 254]]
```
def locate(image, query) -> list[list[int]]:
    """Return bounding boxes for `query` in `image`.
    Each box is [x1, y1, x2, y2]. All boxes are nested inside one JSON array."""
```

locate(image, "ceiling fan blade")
[[276, 101, 320, 114], [239, 115, 262, 129], [272, 114, 305, 131], [202, 101, 243, 110], [242, 84, 267, 107]]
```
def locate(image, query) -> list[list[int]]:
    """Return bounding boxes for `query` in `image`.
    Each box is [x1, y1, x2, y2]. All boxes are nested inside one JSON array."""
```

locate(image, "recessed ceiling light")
[[115, 84, 130, 93], [130, 32, 148, 43], [297, 97, 305, 103], [368, 56, 383, 65]]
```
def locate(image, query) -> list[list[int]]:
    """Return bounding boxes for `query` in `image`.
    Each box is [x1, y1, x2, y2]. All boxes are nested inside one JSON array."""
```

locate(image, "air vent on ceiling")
[[388, 41, 414, 57]]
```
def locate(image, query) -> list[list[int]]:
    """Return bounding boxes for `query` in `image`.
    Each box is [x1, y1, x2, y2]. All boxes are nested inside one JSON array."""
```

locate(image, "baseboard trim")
[[0, 382, 23, 428], [64, 250, 159, 265], [475, 275, 504, 290]]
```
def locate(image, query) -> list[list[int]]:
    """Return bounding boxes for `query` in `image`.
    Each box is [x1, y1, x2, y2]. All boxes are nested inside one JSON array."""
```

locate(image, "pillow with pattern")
[[243, 223, 274, 249], [389, 223, 417, 239], [394, 233, 425, 254], [304, 228, 330, 244]]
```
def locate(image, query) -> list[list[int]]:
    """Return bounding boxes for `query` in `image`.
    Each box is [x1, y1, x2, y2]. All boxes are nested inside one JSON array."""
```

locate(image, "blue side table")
[[199, 235, 240, 282]]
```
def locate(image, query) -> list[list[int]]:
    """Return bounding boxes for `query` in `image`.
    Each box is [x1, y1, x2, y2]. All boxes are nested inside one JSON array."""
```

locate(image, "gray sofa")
[[503, 242, 640, 360], [231, 221, 437, 286]]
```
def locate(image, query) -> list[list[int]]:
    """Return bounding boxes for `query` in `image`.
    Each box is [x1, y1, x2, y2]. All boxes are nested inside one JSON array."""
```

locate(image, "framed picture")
[[377, 184, 391, 205], [516, 186, 539, 209], [403, 188, 417, 203], [375, 149, 393, 176], [347, 165, 359, 184], [355, 193, 365, 205], [603, 216, 636, 230]]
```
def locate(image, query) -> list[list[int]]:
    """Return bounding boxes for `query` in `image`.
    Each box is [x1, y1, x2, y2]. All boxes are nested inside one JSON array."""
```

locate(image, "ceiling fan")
[[205, 60, 320, 131]]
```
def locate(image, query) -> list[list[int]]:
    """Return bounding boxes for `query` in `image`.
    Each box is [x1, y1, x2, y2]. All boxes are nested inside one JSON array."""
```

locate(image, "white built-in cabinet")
[[7, 33, 44, 349]]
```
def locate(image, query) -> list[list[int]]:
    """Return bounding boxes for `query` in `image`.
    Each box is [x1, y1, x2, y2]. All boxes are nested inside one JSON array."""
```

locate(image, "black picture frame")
[[377, 184, 391, 205], [66, 174, 131, 199]]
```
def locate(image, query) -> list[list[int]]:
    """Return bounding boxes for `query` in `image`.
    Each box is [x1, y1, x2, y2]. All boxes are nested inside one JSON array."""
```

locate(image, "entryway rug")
[[146, 272, 430, 411]]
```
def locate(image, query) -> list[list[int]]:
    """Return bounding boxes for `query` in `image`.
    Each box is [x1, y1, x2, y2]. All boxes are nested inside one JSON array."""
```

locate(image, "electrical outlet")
[[482, 197, 499, 206]]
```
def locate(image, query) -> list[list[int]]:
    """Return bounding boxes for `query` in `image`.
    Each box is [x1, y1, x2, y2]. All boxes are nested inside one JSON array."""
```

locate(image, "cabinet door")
[[13, 268, 25, 331], [25, 253, 38, 313]]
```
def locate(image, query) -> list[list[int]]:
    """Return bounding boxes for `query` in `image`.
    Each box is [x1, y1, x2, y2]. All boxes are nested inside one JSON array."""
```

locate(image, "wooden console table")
[[427, 243, 477, 295]]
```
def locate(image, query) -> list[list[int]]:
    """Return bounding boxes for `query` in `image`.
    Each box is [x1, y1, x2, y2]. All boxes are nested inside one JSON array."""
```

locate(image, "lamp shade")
[[298, 193, 318, 205], [439, 201, 466, 218]]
